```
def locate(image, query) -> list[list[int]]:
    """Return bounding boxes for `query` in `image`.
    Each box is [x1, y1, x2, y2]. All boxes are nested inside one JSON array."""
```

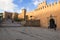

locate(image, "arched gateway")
[[48, 16, 57, 30]]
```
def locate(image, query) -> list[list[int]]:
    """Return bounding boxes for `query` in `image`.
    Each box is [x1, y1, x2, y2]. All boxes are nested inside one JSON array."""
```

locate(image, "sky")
[[0, 0, 58, 13]]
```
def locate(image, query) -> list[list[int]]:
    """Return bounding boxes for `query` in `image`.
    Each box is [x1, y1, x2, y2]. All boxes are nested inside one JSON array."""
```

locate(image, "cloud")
[[0, 0, 46, 13], [27, 8, 30, 12], [21, 7, 25, 9], [19, 0, 23, 2], [21, 7, 30, 12], [16, 7, 30, 13], [16, 7, 25, 13], [0, 0, 18, 12], [33, 0, 45, 6]]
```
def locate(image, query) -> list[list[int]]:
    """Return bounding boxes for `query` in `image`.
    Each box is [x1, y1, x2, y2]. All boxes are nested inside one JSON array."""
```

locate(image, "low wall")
[[24, 20, 40, 27]]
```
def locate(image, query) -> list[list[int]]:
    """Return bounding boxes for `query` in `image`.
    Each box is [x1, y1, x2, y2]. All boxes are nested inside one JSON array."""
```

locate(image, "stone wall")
[[24, 20, 40, 27], [18, 1, 60, 29], [12, 12, 18, 20], [3, 11, 18, 20]]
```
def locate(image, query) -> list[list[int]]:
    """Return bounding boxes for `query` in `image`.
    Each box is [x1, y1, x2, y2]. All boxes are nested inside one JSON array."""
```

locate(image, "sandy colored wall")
[[18, 2, 60, 29], [3, 12, 18, 20]]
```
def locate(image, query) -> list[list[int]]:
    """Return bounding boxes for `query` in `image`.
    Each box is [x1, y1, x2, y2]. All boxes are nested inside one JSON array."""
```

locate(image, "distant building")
[[0, 13, 3, 20], [0, 11, 18, 20], [18, 1, 60, 29]]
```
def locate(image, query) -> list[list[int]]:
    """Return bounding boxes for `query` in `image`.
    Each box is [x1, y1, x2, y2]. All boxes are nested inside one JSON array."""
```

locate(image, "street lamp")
[[30, 16, 32, 20]]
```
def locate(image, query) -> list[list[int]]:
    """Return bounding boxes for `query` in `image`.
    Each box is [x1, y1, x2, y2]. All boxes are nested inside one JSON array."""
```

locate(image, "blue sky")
[[0, 0, 58, 13]]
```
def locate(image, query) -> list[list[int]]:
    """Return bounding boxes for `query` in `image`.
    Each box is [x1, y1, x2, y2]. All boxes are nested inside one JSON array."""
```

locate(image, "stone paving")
[[0, 27, 60, 40]]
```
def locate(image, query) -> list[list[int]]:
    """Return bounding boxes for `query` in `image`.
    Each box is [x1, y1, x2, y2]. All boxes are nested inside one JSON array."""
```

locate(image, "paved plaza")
[[0, 27, 60, 40], [0, 19, 60, 40]]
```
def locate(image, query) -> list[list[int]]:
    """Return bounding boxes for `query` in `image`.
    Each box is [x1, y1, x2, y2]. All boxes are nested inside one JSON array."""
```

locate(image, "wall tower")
[[22, 9, 26, 21]]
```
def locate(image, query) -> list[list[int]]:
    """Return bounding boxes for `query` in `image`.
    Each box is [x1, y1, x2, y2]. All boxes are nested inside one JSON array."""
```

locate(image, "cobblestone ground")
[[0, 27, 60, 40]]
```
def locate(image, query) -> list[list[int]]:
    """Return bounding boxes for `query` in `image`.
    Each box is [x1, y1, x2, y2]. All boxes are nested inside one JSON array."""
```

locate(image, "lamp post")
[[30, 16, 33, 27], [30, 16, 32, 20]]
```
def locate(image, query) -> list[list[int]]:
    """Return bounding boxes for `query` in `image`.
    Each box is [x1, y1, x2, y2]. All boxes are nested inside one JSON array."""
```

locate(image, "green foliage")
[[14, 18, 24, 22]]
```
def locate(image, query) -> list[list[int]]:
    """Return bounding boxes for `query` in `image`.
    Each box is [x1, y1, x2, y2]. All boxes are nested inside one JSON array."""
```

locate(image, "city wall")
[[18, 1, 60, 29]]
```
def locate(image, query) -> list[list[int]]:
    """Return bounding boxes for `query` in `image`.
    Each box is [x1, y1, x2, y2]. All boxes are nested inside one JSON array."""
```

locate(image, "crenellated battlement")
[[35, 1, 60, 11], [18, 0, 60, 29]]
